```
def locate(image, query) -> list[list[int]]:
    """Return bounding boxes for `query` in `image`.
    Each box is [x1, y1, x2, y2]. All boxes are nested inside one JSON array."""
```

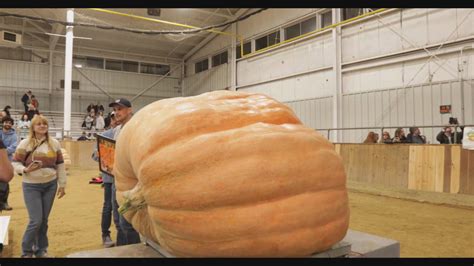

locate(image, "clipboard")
[[96, 134, 116, 177]]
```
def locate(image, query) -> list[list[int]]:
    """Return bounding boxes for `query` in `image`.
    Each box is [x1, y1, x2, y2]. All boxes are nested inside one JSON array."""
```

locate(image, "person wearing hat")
[[108, 98, 141, 246], [21, 90, 33, 114]]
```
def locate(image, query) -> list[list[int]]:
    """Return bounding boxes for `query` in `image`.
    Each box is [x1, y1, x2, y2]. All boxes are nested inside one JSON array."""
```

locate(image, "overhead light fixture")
[[147, 8, 161, 17]]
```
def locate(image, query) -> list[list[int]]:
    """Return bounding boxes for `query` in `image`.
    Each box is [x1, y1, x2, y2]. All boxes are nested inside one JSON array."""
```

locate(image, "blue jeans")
[[21, 180, 57, 256], [102, 183, 120, 238], [111, 182, 141, 246]]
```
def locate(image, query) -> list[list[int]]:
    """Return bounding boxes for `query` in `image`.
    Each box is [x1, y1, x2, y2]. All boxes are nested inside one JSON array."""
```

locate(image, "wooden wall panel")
[[60, 141, 97, 170], [459, 149, 474, 194], [449, 146, 461, 193], [337, 143, 472, 195], [443, 146, 451, 193], [340, 144, 409, 187]]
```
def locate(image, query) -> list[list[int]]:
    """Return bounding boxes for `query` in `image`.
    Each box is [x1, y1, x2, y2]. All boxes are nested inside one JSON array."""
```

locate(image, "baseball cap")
[[109, 98, 132, 108]]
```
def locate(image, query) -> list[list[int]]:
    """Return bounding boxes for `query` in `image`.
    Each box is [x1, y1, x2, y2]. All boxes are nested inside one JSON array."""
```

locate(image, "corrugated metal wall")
[[0, 59, 181, 113], [185, 8, 474, 144], [183, 64, 229, 96]]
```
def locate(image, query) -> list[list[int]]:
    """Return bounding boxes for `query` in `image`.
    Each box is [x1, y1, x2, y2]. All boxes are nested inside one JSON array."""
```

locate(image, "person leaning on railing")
[[380, 131, 393, 144], [392, 128, 408, 143], [406, 127, 427, 144]]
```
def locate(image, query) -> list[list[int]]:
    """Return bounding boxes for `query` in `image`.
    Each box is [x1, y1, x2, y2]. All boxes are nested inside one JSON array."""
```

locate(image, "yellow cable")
[[89, 8, 388, 60], [89, 8, 243, 59], [89, 8, 233, 36]]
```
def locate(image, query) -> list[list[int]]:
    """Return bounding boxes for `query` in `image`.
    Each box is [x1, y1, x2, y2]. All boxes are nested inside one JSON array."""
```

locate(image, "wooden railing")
[[334, 143, 474, 195], [60, 140, 474, 196]]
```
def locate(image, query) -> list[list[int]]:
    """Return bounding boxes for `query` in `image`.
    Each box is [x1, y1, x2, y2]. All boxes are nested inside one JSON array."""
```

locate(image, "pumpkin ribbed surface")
[[113, 90, 349, 257]]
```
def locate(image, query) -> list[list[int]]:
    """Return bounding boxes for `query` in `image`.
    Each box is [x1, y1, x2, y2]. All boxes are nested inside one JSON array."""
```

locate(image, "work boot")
[[102, 235, 115, 248]]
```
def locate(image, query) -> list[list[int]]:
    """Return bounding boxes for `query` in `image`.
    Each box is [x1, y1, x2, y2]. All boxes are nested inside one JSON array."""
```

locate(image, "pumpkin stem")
[[118, 198, 147, 214], [118, 183, 147, 215]]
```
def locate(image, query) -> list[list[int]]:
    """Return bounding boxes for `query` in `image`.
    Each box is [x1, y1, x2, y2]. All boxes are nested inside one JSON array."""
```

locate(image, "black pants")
[[0, 182, 10, 207]]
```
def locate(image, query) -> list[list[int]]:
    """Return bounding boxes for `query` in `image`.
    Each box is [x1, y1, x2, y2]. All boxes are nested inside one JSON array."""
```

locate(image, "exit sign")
[[440, 105, 451, 114]]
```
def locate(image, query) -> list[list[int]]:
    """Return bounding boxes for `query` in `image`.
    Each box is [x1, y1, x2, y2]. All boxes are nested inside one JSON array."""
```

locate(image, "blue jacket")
[[92, 128, 115, 183], [0, 128, 18, 161]]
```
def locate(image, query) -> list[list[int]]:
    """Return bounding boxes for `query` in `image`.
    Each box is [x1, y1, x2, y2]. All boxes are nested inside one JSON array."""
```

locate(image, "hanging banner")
[[462, 127, 474, 150]]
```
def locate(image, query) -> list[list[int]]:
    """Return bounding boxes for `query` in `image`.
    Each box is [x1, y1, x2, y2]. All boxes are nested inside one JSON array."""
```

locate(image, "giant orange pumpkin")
[[113, 90, 349, 257]]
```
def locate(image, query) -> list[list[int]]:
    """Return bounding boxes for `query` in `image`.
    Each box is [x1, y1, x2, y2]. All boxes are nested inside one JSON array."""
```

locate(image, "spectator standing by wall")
[[31, 95, 39, 111], [381, 131, 392, 143], [21, 90, 32, 114], [363, 131, 378, 143], [437, 127, 454, 144], [406, 127, 427, 144], [392, 128, 408, 143]]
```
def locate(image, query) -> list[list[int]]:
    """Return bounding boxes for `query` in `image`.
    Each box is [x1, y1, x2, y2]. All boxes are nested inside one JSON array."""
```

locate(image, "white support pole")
[[48, 51, 53, 94], [332, 8, 342, 142], [63, 8, 74, 138], [230, 23, 237, 91], [49, 50, 53, 110], [181, 60, 185, 97]]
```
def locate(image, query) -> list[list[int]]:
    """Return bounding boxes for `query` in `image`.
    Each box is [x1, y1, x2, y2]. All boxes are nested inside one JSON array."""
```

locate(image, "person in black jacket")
[[3, 105, 11, 117], [406, 127, 427, 144], [437, 127, 453, 144], [392, 127, 408, 143], [21, 90, 32, 114]]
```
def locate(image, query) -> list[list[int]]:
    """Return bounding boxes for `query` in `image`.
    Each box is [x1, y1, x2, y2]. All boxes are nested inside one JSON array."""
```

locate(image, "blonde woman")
[[12, 115, 67, 258]]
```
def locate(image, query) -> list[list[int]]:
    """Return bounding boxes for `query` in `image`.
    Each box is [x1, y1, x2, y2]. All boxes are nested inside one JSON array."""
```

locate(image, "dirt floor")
[[1, 167, 473, 257]]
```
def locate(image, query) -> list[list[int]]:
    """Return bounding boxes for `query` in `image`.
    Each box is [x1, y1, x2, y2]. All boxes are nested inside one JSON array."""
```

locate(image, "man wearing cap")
[[108, 98, 141, 246]]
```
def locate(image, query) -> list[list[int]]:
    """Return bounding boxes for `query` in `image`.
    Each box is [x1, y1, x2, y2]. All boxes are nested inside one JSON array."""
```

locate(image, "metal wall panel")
[[237, 69, 333, 103], [0, 59, 180, 113], [341, 24, 359, 62], [281, 97, 333, 131], [401, 9, 429, 49], [464, 80, 474, 125], [340, 80, 471, 143], [427, 9, 459, 44], [236, 35, 330, 87], [457, 9, 474, 38], [183, 64, 229, 96], [358, 20, 380, 60]]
